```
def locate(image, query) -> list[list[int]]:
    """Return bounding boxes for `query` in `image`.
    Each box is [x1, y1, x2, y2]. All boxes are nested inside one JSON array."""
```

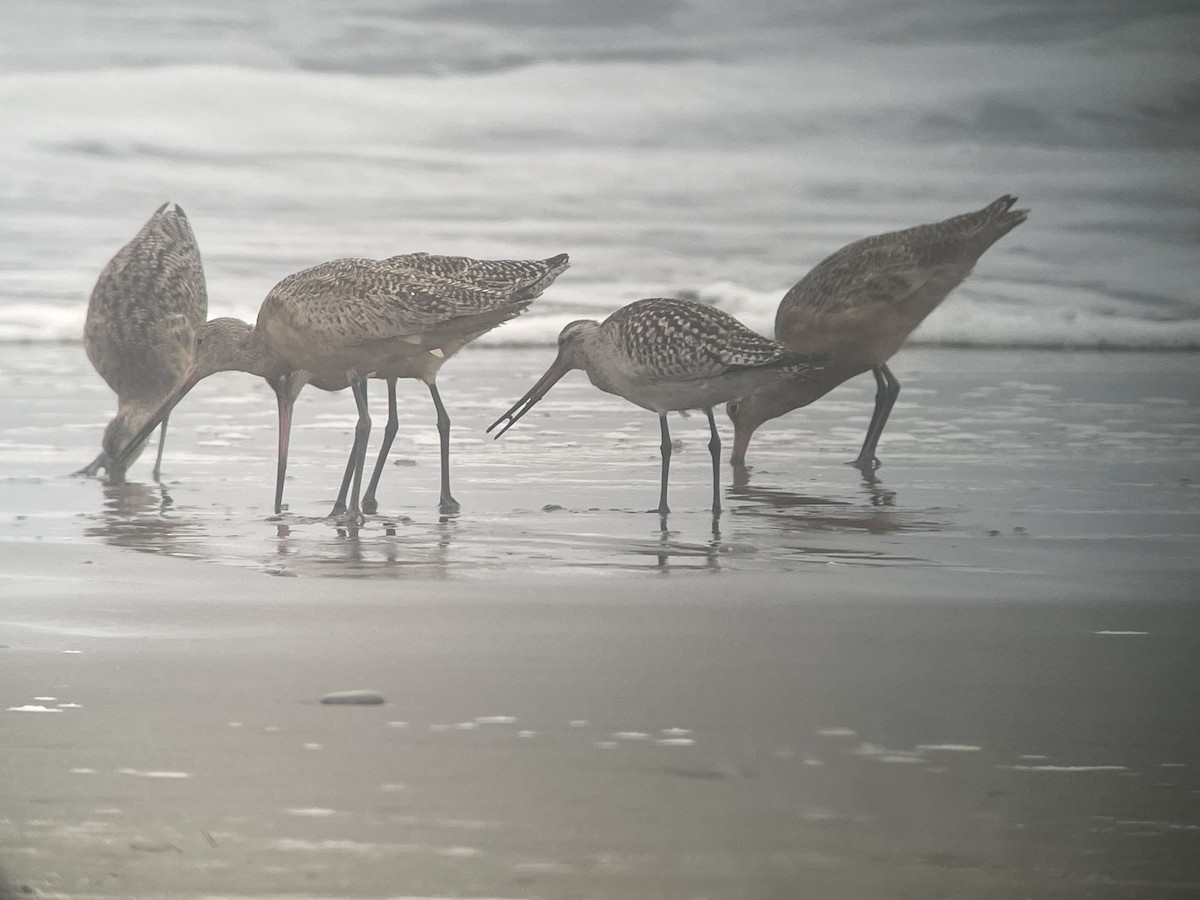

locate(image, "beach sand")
[[2, 344, 1199, 898]]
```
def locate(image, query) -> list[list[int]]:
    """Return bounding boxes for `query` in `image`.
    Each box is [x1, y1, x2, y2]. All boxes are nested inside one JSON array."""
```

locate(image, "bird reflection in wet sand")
[[650, 521, 723, 572], [271, 512, 458, 574], [731, 450, 896, 503], [85, 482, 199, 555], [728, 479, 946, 539], [77, 202, 207, 483], [110, 252, 569, 525], [728, 195, 1028, 474], [489, 298, 824, 517]]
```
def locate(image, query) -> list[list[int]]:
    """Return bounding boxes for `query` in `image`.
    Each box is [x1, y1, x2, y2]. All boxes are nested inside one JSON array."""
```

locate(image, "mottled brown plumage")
[[728, 195, 1028, 468], [257, 256, 548, 383], [386, 252, 567, 301], [602, 297, 810, 383], [112, 251, 569, 522], [78, 202, 207, 482], [490, 297, 823, 515]]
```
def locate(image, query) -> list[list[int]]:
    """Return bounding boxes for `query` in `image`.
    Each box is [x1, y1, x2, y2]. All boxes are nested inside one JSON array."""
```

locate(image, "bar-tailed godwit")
[[489, 297, 823, 515]]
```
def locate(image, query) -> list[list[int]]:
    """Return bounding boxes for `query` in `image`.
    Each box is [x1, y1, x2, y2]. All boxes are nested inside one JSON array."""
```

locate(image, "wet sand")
[[2, 344, 1199, 898]]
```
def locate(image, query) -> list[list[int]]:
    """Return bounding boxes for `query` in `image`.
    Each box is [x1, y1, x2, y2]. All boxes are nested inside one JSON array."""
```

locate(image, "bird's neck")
[[238, 326, 290, 380], [577, 328, 625, 395]]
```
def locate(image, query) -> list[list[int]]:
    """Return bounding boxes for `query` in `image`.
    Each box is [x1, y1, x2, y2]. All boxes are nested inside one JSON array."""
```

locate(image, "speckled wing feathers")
[[385, 252, 569, 301], [261, 252, 568, 351], [605, 298, 818, 381], [83, 203, 208, 398]]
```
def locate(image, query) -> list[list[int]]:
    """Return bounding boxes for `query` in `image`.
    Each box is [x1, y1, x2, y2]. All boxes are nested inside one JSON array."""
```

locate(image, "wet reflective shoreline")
[[3, 344, 1198, 581]]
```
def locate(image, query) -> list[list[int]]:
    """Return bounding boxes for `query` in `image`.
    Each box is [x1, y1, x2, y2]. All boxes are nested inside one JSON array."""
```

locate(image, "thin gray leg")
[[332, 376, 371, 525], [854, 363, 901, 471], [330, 449, 356, 517], [656, 413, 672, 515], [362, 378, 399, 515], [329, 381, 367, 518], [705, 407, 721, 515], [429, 382, 460, 514]]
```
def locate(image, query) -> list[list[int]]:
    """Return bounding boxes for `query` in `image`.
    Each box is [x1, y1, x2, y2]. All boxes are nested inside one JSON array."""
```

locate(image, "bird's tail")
[[146, 201, 197, 248], [964, 194, 1029, 253], [512, 252, 570, 301]]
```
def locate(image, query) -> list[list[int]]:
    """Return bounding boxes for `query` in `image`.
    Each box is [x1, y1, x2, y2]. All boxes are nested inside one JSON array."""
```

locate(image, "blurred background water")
[[1, 0, 1198, 348]]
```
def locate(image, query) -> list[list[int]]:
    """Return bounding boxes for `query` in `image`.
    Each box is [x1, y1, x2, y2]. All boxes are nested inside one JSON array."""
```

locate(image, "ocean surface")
[[1, 0, 1198, 349]]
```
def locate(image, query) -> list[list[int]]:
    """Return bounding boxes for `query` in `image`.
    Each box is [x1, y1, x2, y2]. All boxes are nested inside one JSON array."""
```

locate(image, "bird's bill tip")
[[486, 413, 520, 439], [111, 367, 201, 469], [487, 357, 572, 438]]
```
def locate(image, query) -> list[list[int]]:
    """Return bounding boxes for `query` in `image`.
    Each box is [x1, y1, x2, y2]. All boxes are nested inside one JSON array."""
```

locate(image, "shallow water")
[[2, 343, 1198, 583]]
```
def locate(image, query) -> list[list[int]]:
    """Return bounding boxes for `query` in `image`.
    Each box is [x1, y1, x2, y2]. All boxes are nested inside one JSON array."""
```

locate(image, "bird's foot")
[[335, 510, 365, 529], [329, 499, 364, 528], [850, 456, 882, 485], [439, 495, 461, 515], [362, 496, 379, 515]]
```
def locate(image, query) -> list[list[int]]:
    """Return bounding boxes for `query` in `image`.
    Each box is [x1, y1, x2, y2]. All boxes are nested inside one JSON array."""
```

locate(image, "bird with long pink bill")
[[111, 251, 569, 524], [488, 297, 823, 516], [727, 195, 1028, 471]]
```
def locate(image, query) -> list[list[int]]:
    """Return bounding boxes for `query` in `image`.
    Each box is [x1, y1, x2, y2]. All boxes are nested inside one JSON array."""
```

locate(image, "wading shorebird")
[[77, 202, 207, 483], [488, 297, 823, 516], [111, 252, 569, 522], [727, 195, 1028, 470]]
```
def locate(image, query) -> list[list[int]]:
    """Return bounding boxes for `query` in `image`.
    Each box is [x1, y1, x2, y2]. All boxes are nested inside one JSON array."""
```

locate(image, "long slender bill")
[[270, 371, 309, 514], [274, 389, 294, 515], [110, 367, 202, 471], [487, 355, 572, 439]]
